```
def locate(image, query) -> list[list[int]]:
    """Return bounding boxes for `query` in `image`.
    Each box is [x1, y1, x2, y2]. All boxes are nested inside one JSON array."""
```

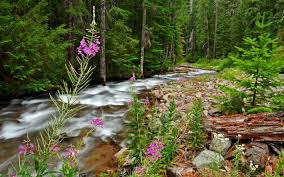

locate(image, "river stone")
[[209, 136, 231, 155], [245, 142, 270, 167], [167, 166, 194, 177], [192, 150, 224, 169], [114, 147, 132, 166]]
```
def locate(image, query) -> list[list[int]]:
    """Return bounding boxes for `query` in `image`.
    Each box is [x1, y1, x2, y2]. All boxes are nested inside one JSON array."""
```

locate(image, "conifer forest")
[[0, 0, 284, 176]]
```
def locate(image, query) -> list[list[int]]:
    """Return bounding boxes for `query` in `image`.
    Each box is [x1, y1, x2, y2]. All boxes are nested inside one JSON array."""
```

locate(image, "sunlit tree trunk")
[[140, 0, 146, 78], [100, 0, 106, 85]]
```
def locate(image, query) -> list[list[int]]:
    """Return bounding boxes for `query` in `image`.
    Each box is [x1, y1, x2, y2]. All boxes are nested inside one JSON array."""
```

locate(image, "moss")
[[247, 107, 272, 114]]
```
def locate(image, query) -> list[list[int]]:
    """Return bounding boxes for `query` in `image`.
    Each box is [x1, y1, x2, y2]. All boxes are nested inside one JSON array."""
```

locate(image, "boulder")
[[167, 166, 194, 177], [114, 147, 132, 166], [245, 142, 270, 167], [192, 150, 224, 169], [209, 135, 231, 155]]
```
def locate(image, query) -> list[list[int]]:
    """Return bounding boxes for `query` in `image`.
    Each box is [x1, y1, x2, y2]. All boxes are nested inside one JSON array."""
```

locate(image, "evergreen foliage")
[[0, 0, 69, 95], [233, 21, 282, 106], [0, 0, 283, 96], [187, 99, 205, 149]]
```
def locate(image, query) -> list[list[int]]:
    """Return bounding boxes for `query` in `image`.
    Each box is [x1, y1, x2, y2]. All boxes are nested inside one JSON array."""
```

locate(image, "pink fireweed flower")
[[18, 142, 35, 155], [144, 140, 164, 161], [90, 117, 104, 127], [95, 38, 101, 45], [63, 146, 77, 159], [134, 166, 145, 176], [129, 74, 136, 81], [177, 77, 186, 83], [10, 172, 16, 177], [127, 99, 133, 105], [77, 37, 100, 57], [50, 144, 61, 153], [77, 38, 87, 56], [141, 98, 150, 105]]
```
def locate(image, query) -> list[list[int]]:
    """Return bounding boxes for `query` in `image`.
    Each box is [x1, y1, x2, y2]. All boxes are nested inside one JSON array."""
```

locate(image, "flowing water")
[[0, 68, 215, 174]]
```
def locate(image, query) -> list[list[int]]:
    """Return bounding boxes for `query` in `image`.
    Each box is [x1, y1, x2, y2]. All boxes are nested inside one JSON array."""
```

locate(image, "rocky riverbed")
[[134, 73, 284, 177]]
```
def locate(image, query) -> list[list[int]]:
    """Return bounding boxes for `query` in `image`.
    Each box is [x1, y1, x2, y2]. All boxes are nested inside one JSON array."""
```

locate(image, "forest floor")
[[138, 66, 284, 177]]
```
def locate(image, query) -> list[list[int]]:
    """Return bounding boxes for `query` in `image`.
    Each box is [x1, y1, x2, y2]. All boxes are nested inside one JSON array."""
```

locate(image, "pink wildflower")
[[90, 117, 104, 127], [10, 172, 16, 177], [77, 38, 87, 56], [63, 145, 77, 159], [141, 98, 150, 105], [77, 37, 100, 57], [127, 99, 133, 105], [18, 141, 35, 155], [134, 166, 145, 176], [129, 74, 136, 81], [144, 140, 164, 161], [50, 144, 61, 153]]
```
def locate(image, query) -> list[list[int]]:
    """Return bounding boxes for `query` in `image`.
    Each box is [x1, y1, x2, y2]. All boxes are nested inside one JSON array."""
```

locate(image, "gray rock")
[[209, 135, 231, 155], [245, 142, 270, 167], [114, 147, 132, 166], [167, 166, 194, 177], [192, 150, 224, 169], [208, 108, 222, 117]]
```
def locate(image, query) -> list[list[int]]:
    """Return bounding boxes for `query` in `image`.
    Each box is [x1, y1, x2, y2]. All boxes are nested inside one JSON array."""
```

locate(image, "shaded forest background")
[[0, 0, 283, 96]]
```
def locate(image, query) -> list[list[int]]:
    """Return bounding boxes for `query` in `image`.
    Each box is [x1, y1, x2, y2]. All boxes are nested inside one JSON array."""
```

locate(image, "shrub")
[[187, 99, 205, 149], [272, 94, 284, 111], [217, 85, 245, 114], [159, 101, 178, 165], [247, 106, 272, 114], [217, 55, 236, 71], [127, 99, 178, 176], [126, 94, 149, 165]]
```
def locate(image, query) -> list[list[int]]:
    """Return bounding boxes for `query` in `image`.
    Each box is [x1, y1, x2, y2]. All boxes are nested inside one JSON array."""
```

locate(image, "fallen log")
[[204, 112, 284, 142]]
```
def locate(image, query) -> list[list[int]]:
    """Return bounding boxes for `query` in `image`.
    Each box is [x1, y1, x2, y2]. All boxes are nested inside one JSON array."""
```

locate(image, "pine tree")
[[106, 2, 139, 79], [140, 0, 146, 78], [233, 21, 282, 106], [0, 0, 69, 95]]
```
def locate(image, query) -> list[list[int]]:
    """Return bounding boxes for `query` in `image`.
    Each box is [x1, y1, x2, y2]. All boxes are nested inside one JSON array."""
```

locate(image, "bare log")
[[204, 113, 284, 142]]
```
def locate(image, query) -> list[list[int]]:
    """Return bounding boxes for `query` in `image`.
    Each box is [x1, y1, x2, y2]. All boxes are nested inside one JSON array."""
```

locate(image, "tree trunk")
[[252, 67, 259, 106], [88, 0, 92, 22], [67, 0, 74, 64], [213, 0, 218, 58], [100, 0, 106, 86], [189, 0, 196, 60], [140, 0, 146, 78], [205, 9, 210, 59]]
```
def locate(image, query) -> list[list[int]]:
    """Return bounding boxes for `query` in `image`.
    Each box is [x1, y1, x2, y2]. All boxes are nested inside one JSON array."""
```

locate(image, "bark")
[[100, 0, 106, 85], [140, 0, 146, 78], [213, 0, 218, 58], [171, 1, 177, 70], [67, 0, 74, 64], [88, 0, 92, 22], [205, 9, 210, 59], [204, 112, 284, 142], [252, 67, 259, 106], [188, 0, 196, 60]]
